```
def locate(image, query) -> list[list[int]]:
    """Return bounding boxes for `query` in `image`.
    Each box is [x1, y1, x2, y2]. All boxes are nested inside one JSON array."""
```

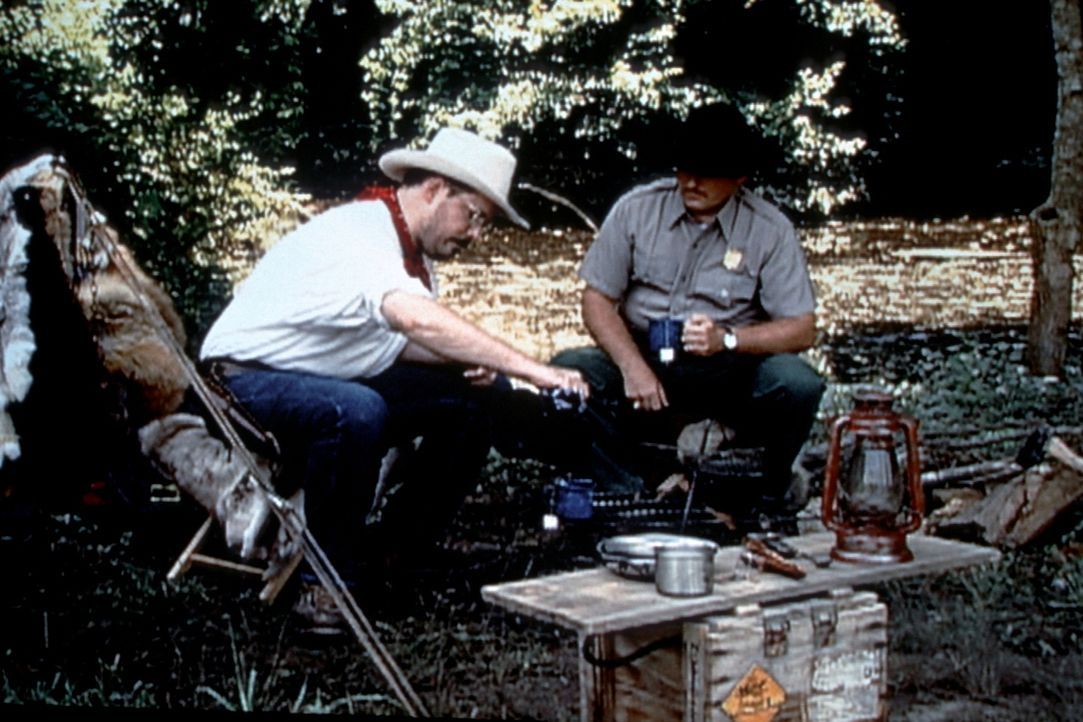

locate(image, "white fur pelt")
[[0, 155, 55, 466]]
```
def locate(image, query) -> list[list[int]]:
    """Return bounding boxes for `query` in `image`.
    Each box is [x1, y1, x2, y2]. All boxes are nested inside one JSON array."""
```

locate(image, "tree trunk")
[[1028, 0, 1083, 376]]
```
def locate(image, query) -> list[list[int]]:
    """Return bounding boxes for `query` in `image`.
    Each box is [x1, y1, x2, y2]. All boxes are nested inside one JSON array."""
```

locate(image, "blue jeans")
[[217, 368, 388, 576], [363, 363, 506, 558], [221, 362, 503, 569]]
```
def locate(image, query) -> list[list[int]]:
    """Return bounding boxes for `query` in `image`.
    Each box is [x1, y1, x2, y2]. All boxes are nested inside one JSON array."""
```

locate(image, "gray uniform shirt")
[[580, 178, 816, 333]]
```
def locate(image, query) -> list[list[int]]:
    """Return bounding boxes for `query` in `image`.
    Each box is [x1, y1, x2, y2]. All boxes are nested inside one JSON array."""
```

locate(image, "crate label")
[[721, 664, 786, 722], [807, 649, 883, 722]]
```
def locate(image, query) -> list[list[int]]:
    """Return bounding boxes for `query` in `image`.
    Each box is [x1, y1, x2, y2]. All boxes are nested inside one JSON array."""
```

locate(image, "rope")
[[55, 159, 429, 717], [580, 633, 682, 669]]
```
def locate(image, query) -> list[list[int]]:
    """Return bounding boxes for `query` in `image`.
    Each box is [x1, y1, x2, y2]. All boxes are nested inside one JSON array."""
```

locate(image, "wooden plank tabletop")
[[482, 532, 1000, 637]]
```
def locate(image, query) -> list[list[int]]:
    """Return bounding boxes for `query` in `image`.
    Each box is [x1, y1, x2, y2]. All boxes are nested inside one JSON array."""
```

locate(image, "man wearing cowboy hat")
[[201, 128, 587, 625], [553, 104, 824, 524]]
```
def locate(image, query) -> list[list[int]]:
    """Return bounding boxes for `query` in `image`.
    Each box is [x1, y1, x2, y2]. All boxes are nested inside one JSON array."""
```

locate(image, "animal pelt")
[[0, 155, 53, 467], [31, 163, 190, 424], [73, 230, 189, 423], [0, 154, 189, 471], [0, 154, 299, 565]]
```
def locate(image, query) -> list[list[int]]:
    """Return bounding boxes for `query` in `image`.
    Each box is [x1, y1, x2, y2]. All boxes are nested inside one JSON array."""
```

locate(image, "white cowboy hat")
[[379, 127, 530, 229]]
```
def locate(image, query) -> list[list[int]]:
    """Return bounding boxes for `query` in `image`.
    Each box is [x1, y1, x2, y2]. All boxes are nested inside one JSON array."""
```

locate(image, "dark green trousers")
[[551, 343, 825, 503]]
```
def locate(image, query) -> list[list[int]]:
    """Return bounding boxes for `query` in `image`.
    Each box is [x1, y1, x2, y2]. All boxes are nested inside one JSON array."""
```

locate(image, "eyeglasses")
[[464, 199, 493, 234]]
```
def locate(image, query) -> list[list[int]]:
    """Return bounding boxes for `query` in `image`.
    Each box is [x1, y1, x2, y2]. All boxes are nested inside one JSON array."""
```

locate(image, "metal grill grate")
[[588, 493, 724, 534], [695, 446, 769, 481], [549, 446, 771, 535]]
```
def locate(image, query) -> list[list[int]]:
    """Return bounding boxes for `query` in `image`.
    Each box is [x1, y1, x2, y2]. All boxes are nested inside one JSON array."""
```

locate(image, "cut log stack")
[[925, 427, 1083, 547]]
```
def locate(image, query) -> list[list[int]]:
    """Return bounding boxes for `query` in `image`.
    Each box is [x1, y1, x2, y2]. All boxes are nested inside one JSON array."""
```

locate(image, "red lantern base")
[[831, 528, 914, 564]]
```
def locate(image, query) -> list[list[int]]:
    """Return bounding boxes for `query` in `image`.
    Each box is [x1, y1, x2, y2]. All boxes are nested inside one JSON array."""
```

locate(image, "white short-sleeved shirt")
[[200, 199, 434, 378], [580, 179, 815, 333]]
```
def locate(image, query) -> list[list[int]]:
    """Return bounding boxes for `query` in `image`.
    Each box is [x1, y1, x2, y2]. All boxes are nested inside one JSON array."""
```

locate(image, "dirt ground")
[[3, 325, 1081, 721]]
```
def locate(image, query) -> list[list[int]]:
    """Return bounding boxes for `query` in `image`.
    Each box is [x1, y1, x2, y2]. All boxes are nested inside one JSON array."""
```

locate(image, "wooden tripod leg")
[[166, 509, 304, 604], [259, 549, 305, 604], [167, 515, 213, 582]]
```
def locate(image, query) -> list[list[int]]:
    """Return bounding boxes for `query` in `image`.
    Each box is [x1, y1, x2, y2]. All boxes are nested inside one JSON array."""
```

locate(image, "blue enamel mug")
[[648, 318, 683, 364], [554, 477, 595, 520]]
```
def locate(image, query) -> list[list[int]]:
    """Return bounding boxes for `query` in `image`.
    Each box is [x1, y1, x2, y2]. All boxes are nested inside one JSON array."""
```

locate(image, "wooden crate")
[[684, 588, 887, 722], [484, 534, 999, 721]]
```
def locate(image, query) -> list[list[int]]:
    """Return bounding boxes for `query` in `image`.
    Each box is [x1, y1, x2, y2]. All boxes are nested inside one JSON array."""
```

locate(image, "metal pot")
[[654, 541, 716, 597], [598, 533, 718, 581]]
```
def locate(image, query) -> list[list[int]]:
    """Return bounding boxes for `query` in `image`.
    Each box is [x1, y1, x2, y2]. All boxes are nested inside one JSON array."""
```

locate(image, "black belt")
[[201, 356, 278, 377], [197, 357, 283, 460]]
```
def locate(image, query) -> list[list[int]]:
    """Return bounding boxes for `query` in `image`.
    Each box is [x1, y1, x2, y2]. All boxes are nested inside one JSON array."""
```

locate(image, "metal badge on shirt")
[[723, 248, 743, 271]]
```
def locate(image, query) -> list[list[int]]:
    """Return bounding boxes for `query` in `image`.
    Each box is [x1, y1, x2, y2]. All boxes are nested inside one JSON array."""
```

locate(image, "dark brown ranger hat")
[[674, 103, 767, 179]]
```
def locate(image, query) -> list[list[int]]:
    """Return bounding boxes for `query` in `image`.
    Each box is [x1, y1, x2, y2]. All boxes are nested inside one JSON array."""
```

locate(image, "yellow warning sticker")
[[721, 664, 786, 722]]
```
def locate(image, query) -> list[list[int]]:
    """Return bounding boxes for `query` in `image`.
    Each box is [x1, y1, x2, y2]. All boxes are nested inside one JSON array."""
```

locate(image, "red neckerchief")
[[356, 184, 432, 290]]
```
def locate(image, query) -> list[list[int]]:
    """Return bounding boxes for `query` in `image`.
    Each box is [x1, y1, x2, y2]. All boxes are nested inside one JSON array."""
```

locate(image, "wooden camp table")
[[482, 532, 1000, 721]]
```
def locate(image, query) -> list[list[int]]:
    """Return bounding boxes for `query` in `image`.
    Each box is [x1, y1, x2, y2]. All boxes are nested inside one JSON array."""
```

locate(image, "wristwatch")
[[722, 327, 739, 351]]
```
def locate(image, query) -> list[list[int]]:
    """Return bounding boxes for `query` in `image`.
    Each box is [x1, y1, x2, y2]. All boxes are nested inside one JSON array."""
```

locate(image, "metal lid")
[[655, 543, 715, 560], [598, 533, 718, 560]]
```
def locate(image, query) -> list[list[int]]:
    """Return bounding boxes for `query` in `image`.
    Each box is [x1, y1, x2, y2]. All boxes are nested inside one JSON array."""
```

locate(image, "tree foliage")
[[0, 1, 316, 335], [359, 0, 905, 215], [1, 0, 905, 332]]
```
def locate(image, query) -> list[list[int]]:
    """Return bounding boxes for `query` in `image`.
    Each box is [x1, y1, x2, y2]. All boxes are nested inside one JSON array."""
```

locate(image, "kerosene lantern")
[[821, 388, 924, 563]]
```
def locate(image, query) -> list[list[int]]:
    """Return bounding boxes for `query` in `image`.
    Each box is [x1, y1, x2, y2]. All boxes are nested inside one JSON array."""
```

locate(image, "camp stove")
[[545, 446, 771, 536], [536, 388, 775, 535]]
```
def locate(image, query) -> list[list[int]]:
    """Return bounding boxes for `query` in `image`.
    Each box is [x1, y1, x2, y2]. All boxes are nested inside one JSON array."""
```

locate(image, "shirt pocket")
[[631, 233, 679, 288]]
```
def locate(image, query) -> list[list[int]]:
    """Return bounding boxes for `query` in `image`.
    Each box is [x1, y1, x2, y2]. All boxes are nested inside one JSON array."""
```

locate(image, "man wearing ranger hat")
[[201, 127, 587, 627], [553, 103, 824, 523]]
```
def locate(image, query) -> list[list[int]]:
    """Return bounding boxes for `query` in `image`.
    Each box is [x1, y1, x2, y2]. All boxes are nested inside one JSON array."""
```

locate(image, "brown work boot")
[[292, 583, 347, 636]]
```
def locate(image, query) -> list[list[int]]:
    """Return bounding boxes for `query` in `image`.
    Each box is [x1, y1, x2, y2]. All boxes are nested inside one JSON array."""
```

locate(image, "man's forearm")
[[398, 340, 450, 365], [582, 287, 651, 373], [730, 313, 816, 355], [382, 290, 543, 379]]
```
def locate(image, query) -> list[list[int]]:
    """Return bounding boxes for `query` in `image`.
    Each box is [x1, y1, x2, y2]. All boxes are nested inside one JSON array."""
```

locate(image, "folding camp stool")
[[163, 363, 412, 603], [164, 414, 403, 604], [163, 363, 305, 604], [166, 513, 304, 604]]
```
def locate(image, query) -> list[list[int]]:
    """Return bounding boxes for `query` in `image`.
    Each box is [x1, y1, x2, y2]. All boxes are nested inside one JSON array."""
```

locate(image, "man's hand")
[[622, 359, 668, 411], [682, 313, 724, 356], [682, 313, 817, 356], [580, 287, 667, 411], [462, 366, 499, 386], [528, 364, 591, 399]]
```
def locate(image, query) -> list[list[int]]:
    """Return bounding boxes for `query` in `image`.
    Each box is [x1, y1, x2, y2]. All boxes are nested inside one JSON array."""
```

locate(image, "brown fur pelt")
[[26, 155, 189, 425], [72, 230, 190, 422]]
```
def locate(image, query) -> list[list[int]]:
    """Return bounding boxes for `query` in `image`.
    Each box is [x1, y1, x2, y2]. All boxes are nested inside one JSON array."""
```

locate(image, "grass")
[[1, 324, 1082, 719]]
